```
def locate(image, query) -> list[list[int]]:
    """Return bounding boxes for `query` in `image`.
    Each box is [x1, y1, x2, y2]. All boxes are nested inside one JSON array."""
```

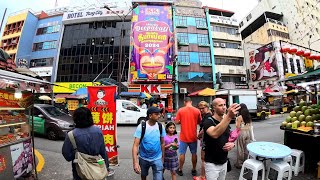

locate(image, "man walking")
[[203, 98, 240, 179], [175, 97, 202, 176], [132, 107, 166, 180]]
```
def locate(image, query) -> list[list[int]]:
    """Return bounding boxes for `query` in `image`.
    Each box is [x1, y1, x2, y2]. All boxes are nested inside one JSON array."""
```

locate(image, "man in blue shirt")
[[132, 107, 166, 180]]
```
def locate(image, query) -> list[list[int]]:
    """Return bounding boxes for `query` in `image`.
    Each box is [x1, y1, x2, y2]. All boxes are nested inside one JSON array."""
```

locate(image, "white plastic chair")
[[290, 149, 305, 176], [266, 160, 292, 180]]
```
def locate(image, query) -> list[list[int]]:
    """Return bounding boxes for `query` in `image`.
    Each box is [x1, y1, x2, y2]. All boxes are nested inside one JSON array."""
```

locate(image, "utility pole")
[[0, 8, 7, 36]]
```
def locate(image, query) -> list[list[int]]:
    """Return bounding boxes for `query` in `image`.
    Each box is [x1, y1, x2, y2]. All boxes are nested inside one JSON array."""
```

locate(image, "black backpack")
[[140, 120, 163, 143]]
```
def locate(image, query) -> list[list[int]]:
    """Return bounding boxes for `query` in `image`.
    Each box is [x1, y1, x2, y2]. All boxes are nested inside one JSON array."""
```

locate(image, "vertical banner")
[[130, 4, 174, 82], [87, 86, 118, 166]]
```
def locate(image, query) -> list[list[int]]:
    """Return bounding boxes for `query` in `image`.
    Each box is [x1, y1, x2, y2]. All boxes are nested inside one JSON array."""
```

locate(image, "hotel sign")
[[175, 7, 205, 17]]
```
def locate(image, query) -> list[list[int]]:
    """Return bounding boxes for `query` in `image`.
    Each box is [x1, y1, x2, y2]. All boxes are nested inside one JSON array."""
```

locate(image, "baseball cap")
[[147, 106, 161, 116]]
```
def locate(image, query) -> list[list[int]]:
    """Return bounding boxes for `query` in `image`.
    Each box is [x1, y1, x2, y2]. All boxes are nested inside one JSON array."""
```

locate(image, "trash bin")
[[271, 109, 275, 115]]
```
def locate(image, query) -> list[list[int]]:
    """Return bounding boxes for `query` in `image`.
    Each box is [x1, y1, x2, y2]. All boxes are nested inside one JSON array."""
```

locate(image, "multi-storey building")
[[240, 0, 320, 71], [56, 8, 132, 92], [173, 0, 215, 107], [208, 7, 247, 89], [0, 8, 65, 83]]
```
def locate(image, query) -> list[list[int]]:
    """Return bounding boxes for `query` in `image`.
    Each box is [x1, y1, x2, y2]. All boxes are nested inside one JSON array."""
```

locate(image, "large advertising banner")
[[87, 86, 118, 166], [130, 4, 174, 82], [249, 43, 279, 81]]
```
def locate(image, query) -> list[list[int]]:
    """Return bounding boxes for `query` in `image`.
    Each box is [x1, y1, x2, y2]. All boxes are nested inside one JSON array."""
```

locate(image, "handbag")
[[228, 128, 241, 142], [68, 131, 108, 180]]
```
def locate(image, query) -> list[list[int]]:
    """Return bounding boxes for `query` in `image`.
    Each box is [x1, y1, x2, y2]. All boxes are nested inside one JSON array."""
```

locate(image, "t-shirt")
[[164, 134, 179, 155], [176, 106, 202, 143], [203, 117, 230, 165], [134, 122, 166, 161]]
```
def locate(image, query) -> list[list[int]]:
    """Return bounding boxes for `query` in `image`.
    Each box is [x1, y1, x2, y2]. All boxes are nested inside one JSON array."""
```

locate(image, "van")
[[116, 100, 147, 124], [29, 104, 74, 140]]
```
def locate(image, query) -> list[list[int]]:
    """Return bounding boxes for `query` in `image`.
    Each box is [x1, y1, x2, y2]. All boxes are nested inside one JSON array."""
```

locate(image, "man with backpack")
[[132, 106, 166, 180]]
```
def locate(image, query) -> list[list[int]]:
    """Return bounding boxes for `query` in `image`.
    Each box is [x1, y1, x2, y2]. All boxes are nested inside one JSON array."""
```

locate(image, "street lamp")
[[103, 3, 139, 93]]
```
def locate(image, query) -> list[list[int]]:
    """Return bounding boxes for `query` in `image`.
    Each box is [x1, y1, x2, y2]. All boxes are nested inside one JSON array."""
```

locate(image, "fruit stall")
[[0, 67, 51, 179], [279, 67, 320, 172]]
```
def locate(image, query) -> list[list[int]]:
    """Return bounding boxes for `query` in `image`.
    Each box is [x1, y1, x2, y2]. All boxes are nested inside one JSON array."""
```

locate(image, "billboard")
[[129, 4, 174, 82], [87, 86, 118, 166], [249, 43, 279, 81]]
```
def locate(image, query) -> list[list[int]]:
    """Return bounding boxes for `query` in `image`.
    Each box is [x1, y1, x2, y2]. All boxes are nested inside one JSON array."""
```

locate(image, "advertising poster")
[[0, 90, 33, 108], [249, 43, 278, 81], [130, 4, 174, 82], [10, 139, 33, 179], [87, 86, 118, 165], [0, 146, 14, 179]]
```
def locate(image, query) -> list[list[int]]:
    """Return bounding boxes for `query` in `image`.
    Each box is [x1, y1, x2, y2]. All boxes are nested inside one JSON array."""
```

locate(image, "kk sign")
[[141, 85, 160, 94]]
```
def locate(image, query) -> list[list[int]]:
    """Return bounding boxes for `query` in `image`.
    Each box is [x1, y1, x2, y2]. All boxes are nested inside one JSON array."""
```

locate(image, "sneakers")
[[193, 176, 206, 180], [176, 169, 183, 176], [191, 169, 197, 176]]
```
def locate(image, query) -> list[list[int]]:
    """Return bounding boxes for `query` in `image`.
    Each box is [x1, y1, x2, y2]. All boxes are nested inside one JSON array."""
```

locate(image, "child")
[[164, 122, 179, 180]]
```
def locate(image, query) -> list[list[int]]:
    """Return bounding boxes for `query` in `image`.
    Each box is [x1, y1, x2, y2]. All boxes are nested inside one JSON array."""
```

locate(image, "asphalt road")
[[33, 115, 305, 180]]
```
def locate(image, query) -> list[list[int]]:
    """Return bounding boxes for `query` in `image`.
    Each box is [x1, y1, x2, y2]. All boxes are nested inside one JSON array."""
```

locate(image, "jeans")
[[205, 161, 227, 180], [139, 157, 163, 180]]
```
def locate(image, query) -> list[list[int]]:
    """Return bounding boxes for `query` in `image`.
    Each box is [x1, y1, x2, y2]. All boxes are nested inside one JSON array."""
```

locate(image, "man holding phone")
[[202, 98, 240, 179]]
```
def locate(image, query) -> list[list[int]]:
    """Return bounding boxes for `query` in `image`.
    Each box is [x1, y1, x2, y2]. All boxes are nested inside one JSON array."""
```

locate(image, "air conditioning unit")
[[241, 77, 247, 81], [238, 45, 242, 49], [221, 43, 226, 48], [236, 29, 240, 34], [180, 88, 187, 94], [213, 43, 220, 47]]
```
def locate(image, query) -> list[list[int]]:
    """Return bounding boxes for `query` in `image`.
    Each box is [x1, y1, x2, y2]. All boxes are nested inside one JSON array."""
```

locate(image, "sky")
[[0, 0, 258, 35]]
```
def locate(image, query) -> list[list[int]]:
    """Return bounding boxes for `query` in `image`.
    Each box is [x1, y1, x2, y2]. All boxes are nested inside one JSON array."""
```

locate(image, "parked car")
[[116, 100, 147, 124], [29, 104, 74, 140]]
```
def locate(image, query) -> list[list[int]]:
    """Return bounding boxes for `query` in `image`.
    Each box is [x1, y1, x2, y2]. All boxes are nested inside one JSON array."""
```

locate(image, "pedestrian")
[[141, 102, 147, 109], [234, 103, 255, 169], [203, 98, 240, 180], [163, 122, 179, 180], [194, 101, 212, 180], [62, 107, 112, 180], [132, 106, 166, 180], [174, 97, 202, 176]]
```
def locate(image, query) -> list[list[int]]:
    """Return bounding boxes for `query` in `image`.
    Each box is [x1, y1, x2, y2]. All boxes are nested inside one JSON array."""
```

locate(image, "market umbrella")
[[72, 88, 88, 96], [189, 87, 216, 96], [143, 92, 152, 99], [39, 95, 52, 101], [0, 48, 11, 61]]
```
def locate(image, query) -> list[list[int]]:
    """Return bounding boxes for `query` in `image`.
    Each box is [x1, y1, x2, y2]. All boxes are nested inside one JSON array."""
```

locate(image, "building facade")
[[208, 7, 247, 89], [173, 0, 215, 107], [56, 8, 132, 92], [240, 0, 320, 71]]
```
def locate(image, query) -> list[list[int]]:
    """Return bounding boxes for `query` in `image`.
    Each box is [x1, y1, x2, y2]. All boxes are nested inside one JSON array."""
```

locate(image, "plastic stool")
[[291, 149, 305, 176], [282, 156, 293, 178], [239, 159, 265, 180], [266, 160, 292, 180]]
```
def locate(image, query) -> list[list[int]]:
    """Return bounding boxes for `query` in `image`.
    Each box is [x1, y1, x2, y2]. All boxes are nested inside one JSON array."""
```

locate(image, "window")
[[221, 76, 241, 83], [213, 41, 241, 49], [215, 57, 243, 66], [33, 41, 57, 51], [212, 25, 237, 35], [176, 16, 187, 27], [246, 14, 252, 21], [195, 18, 207, 28], [178, 52, 190, 65], [239, 21, 244, 28], [197, 34, 209, 45], [33, 108, 43, 116], [122, 102, 139, 111], [30, 57, 54, 67], [177, 33, 188, 44], [36, 24, 60, 35], [199, 52, 211, 65]]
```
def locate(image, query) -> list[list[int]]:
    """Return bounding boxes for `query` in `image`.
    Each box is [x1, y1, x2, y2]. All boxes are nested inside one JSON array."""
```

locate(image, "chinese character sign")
[[130, 4, 174, 82], [87, 86, 118, 166]]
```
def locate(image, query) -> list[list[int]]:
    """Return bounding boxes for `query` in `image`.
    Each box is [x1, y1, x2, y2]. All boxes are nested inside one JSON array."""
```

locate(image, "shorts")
[[139, 157, 163, 179], [205, 161, 227, 180], [178, 141, 197, 155]]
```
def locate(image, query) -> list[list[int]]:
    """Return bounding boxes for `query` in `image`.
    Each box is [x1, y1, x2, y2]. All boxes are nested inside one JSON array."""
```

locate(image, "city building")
[[0, 8, 66, 83], [55, 7, 132, 93], [239, 0, 320, 89], [208, 7, 247, 89], [173, 0, 215, 107]]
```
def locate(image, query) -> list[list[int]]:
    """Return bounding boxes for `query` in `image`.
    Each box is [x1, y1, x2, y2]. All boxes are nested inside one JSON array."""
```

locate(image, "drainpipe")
[[205, 8, 216, 88]]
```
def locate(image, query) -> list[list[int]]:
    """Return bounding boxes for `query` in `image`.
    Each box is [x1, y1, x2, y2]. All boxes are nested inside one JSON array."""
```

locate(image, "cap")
[[147, 106, 161, 116]]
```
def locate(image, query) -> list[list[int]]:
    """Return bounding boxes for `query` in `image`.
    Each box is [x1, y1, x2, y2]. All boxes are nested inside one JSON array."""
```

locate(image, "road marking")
[[34, 149, 45, 173]]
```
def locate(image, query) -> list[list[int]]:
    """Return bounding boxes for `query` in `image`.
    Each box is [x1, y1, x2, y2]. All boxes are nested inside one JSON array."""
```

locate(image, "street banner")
[[130, 4, 174, 82], [87, 86, 118, 166]]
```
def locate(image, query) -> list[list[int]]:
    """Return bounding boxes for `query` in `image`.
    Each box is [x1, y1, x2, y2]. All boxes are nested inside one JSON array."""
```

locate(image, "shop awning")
[[283, 90, 297, 94], [119, 92, 152, 99], [189, 87, 216, 96], [286, 69, 320, 81]]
